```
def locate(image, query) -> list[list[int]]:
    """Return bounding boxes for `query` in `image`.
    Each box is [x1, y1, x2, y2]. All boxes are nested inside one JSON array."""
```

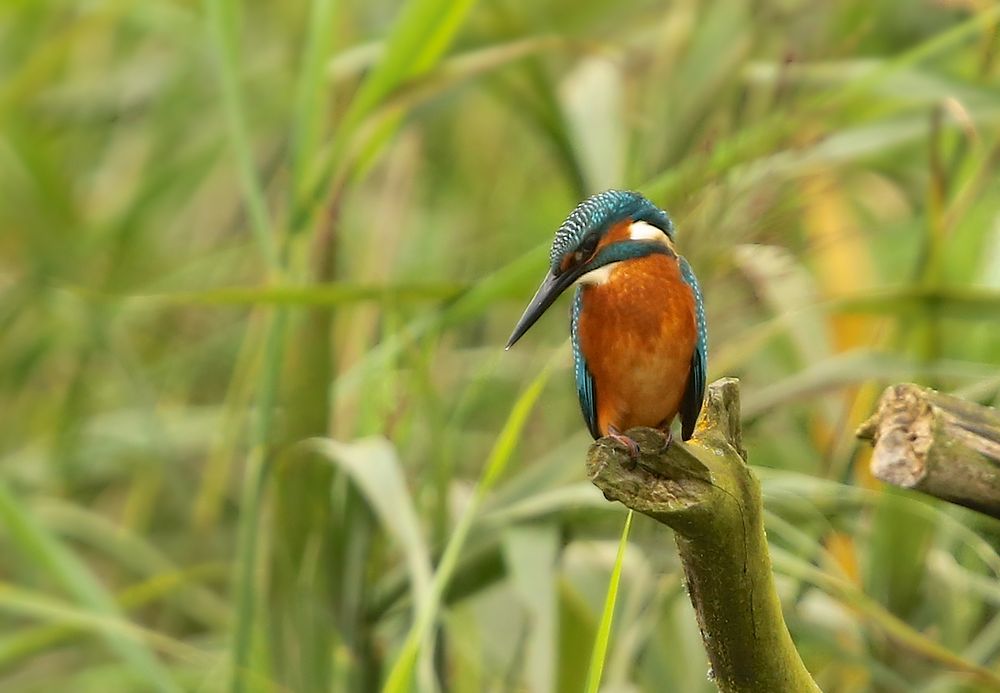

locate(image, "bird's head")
[[506, 189, 676, 349]]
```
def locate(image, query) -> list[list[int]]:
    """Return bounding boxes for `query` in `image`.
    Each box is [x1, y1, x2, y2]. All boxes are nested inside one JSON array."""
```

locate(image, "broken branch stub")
[[587, 378, 819, 693], [857, 383, 1000, 520]]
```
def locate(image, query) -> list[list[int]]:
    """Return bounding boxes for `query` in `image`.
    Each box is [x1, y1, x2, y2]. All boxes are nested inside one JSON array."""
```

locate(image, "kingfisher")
[[506, 190, 707, 456]]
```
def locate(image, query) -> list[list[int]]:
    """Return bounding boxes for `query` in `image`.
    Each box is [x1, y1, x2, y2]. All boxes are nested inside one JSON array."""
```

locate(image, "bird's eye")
[[558, 234, 599, 274], [577, 234, 598, 259]]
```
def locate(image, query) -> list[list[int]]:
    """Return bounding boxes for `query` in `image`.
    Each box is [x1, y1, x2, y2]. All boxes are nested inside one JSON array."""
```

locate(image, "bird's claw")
[[606, 427, 675, 467], [654, 428, 674, 453], [607, 426, 640, 466]]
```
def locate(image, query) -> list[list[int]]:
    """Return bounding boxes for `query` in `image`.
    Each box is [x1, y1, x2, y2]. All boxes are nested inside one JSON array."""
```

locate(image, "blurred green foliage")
[[2, 0, 1000, 691]]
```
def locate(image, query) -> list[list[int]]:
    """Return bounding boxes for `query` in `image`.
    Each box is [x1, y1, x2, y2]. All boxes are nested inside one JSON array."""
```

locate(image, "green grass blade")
[[382, 353, 556, 693], [337, 0, 476, 135], [0, 482, 181, 692], [833, 286, 1000, 320], [305, 435, 435, 682], [36, 499, 228, 628], [0, 580, 211, 666], [296, 0, 478, 228], [291, 0, 339, 199], [0, 562, 225, 672], [123, 281, 466, 307], [743, 350, 999, 419], [770, 546, 1000, 689], [204, 0, 278, 271], [585, 509, 633, 693], [229, 309, 289, 693], [334, 242, 547, 401], [307, 436, 436, 688], [501, 525, 559, 693]]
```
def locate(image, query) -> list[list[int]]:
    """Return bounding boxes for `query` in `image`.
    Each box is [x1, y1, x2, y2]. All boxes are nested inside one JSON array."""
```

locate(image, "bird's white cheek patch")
[[629, 221, 675, 251], [574, 262, 619, 286]]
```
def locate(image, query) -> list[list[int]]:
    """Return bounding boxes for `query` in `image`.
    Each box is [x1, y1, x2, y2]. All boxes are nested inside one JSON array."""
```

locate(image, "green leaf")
[[560, 55, 625, 192], [501, 525, 559, 693]]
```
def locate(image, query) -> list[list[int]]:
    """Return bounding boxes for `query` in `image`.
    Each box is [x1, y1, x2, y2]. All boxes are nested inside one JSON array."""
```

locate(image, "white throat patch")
[[574, 262, 619, 286], [629, 220, 673, 249], [573, 221, 673, 286]]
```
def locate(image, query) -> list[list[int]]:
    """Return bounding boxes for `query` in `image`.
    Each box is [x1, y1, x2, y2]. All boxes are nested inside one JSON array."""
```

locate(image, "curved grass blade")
[[35, 499, 228, 628], [770, 546, 1000, 689], [0, 581, 209, 665], [303, 437, 435, 687], [0, 482, 180, 692], [585, 509, 633, 693], [0, 562, 227, 662], [296, 0, 479, 228], [382, 352, 556, 693], [743, 350, 998, 419], [638, 4, 1000, 203]]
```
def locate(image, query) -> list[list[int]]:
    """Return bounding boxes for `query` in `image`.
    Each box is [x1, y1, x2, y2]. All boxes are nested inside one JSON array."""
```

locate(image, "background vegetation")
[[2, 0, 1000, 691]]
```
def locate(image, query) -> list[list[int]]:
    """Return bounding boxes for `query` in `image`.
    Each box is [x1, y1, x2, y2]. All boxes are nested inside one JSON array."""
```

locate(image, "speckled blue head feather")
[[548, 190, 674, 271]]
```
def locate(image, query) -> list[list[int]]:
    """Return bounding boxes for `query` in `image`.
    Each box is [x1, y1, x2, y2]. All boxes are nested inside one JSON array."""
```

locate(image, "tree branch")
[[587, 378, 819, 693], [856, 383, 1000, 520]]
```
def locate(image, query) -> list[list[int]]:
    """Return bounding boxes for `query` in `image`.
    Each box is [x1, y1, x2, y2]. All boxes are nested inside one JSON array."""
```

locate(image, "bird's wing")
[[678, 256, 707, 441], [571, 287, 601, 439]]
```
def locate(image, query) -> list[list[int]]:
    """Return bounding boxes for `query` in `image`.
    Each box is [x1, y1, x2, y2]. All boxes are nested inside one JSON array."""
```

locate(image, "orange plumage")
[[505, 190, 706, 448], [576, 251, 698, 436]]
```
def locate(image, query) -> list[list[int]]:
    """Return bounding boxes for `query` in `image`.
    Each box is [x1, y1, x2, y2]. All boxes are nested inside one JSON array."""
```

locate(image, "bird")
[[505, 190, 707, 457]]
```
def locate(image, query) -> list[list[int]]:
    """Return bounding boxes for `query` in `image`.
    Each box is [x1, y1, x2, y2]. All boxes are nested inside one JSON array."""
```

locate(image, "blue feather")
[[551, 190, 703, 440], [678, 256, 707, 440], [571, 287, 600, 439], [550, 190, 674, 272]]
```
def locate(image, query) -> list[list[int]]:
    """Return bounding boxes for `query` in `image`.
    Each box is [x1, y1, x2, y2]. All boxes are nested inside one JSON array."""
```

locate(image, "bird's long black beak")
[[505, 268, 577, 349]]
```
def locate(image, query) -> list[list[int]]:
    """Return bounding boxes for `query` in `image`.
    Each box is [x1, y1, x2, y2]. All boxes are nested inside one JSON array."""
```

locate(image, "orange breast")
[[577, 253, 697, 436]]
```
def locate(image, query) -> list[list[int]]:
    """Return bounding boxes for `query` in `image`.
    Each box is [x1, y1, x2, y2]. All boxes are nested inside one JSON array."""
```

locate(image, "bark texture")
[[587, 378, 820, 693], [857, 383, 1000, 520]]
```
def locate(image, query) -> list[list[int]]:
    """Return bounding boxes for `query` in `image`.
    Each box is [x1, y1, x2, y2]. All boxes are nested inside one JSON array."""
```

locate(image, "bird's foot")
[[653, 428, 674, 453], [607, 425, 640, 465]]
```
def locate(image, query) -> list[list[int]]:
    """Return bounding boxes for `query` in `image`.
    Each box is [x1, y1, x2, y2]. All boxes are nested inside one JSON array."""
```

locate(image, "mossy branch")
[[587, 378, 819, 693], [856, 383, 1000, 520]]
